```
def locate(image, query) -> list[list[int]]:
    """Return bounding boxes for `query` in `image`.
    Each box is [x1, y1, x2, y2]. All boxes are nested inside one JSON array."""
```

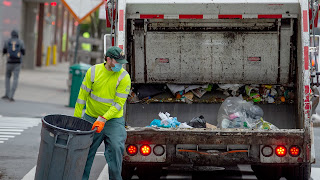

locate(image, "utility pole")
[[36, 3, 44, 67], [59, 6, 65, 62], [65, 11, 70, 62], [54, 3, 59, 45]]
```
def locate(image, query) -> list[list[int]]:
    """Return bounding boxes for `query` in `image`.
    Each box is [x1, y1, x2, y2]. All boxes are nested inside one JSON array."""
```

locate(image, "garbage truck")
[[104, 0, 318, 179]]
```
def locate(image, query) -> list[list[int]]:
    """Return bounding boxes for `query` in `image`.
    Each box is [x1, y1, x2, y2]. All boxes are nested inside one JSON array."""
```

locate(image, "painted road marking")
[[0, 132, 21, 135], [0, 135, 14, 138], [0, 117, 40, 144], [96, 152, 104, 156], [0, 129, 24, 132], [311, 167, 320, 180], [97, 164, 109, 180], [21, 166, 36, 180]]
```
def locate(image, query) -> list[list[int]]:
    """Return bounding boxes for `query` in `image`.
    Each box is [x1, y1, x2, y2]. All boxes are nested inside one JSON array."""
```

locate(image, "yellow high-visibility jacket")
[[74, 63, 131, 120]]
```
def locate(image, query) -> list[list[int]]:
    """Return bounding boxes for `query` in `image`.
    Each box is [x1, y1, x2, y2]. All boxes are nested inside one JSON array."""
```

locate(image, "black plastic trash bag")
[[188, 115, 206, 128], [136, 84, 165, 99]]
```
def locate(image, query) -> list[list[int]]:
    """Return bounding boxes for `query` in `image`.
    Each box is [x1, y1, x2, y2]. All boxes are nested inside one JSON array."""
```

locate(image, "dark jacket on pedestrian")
[[2, 30, 25, 63]]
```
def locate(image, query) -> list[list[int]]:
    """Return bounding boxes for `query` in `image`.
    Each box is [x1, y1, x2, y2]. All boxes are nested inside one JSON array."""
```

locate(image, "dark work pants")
[[82, 113, 127, 180], [5, 63, 21, 99]]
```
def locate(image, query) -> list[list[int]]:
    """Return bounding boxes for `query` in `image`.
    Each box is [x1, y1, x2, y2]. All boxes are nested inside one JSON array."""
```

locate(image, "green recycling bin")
[[69, 63, 91, 108]]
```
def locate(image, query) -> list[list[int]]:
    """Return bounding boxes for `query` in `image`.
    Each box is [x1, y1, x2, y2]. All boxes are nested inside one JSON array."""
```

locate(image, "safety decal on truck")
[[156, 58, 169, 64], [119, 9, 124, 31], [248, 57, 261, 61], [179, 15, 203, 19], [132, 14, 297, 19], [305, 85, 310, 118], [218, 15, 242, 19], [302, 4, 311, 121], [304, 46, 309, 70], [258, 15, 282, 19], [140, 14, 164, 19], [303, 10, 308, 32]]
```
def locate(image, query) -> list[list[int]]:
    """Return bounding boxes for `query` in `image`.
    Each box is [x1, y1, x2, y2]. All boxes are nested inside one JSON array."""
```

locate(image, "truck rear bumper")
[[126, 127, 305, 145], [124, 128, 307, 165]]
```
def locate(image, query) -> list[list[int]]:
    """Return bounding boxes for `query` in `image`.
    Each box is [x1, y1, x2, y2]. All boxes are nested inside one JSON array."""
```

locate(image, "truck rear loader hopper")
[[105, 0, 318, 179]]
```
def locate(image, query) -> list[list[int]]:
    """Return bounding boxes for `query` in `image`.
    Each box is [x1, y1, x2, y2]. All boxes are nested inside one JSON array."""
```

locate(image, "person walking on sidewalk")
[[2, 30, 25, 102], [74, 46, 131, 180]]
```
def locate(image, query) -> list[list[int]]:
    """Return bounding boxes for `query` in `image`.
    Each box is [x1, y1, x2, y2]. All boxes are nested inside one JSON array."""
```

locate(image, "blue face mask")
[[111, 63, 122, 72]]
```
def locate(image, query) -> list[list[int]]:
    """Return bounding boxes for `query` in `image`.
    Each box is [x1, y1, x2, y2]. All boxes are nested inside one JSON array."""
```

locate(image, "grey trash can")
[[35, 114, 95, 180]]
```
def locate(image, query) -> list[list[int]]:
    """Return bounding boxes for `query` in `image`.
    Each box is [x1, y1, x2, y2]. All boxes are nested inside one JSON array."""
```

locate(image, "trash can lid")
[[42, 114, 95, 135], [70, 63, 92, 71]]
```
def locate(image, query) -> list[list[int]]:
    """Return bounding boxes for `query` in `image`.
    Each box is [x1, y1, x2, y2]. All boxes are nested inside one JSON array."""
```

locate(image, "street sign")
[[61, 0, 104, 23]]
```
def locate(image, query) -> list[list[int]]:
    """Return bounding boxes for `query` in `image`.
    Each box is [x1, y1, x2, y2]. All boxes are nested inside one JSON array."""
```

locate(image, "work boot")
[[1, 96, 9, 100], [9, 98, 14, 102]]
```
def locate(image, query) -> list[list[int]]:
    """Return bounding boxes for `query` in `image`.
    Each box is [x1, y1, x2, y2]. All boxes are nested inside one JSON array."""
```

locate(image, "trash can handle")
[[54, 132, 73, 149]]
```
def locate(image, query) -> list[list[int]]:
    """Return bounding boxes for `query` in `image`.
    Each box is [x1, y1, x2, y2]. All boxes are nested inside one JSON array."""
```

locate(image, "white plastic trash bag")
[[217, 95, 274, 129], [179, 122, 193, 128]]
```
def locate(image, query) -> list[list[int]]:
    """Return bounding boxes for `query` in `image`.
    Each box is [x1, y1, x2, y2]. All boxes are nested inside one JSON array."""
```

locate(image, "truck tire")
[[136, 166, 162, 180], [251, 165, 282, 180], [283, 164, 311, 180], [121, 164, 135, 180]]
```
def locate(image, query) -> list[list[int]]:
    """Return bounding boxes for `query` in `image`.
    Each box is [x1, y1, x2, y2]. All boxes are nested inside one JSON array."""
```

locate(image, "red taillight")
[[140, 145, 151, 156], [126, 145, 138, 156], [275, 145, 287, 157], [3, 0, 11, 7], [51, 2, 57, 6], [289, 146, 300, 157], [312, 60, 315, 66]]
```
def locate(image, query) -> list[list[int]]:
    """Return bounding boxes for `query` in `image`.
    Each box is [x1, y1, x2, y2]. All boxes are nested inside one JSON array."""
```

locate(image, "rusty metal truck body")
[[105, 0, 317, 179]]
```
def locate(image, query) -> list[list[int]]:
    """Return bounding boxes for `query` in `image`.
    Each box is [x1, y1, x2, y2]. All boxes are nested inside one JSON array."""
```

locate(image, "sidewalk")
[[0, 62, 75, 117]]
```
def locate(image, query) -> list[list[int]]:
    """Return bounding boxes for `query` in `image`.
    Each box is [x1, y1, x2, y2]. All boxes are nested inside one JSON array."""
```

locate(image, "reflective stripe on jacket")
[[74, 63, 131, 120]]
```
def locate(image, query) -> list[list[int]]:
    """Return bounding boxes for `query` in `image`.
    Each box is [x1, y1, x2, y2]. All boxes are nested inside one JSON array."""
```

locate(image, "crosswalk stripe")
[[0, 132, 21, 135], [0, 129, 24, 132], [311, 167, 320, 180], [0, 118, 41, 121], [0, 122, 40, 124], [97, 164, 109, 180], [0, 117, 41, 144], [0, 127, 28, 129], [96, 152, 104, 156], [21, 166, 36, 180], [0, 123, 39, 126], [0, 122, 39, 125], [0, 135, 14, 138]]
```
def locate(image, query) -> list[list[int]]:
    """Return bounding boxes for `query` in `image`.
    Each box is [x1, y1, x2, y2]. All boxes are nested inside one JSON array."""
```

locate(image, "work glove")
[[92, 116, 107, 133]]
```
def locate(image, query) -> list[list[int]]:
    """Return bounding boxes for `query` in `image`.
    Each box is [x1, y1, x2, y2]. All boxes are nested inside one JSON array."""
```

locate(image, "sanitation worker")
[[2, 30, 25, 102], [74, 46, 131, 180]]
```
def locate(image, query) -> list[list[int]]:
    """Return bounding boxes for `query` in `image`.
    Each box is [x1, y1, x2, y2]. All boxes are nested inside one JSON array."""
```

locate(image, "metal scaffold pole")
[[73, 25, 80, 64]]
